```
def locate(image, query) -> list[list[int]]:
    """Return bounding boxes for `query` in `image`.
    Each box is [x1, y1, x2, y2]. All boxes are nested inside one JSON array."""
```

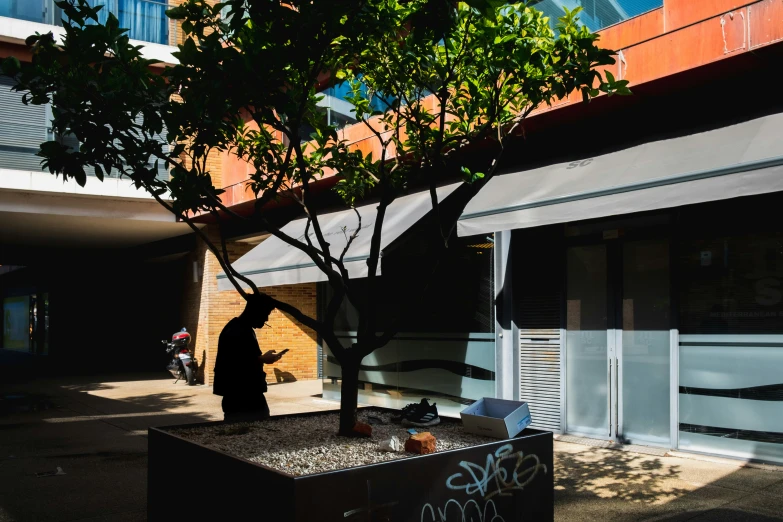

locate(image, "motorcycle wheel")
[[184, 364, 196, 386]]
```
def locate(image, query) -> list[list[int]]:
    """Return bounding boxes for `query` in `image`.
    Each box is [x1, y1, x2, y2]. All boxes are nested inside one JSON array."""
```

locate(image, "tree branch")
[[339, 207, 362, 264]]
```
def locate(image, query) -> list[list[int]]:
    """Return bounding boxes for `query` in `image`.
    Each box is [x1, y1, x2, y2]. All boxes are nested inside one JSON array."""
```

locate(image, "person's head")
[[239, 293, 276, 328]]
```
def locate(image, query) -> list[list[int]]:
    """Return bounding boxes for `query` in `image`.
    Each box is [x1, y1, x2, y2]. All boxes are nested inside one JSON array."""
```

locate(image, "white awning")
[[458, 111, 783, 236], [217, 184, 458, 290]]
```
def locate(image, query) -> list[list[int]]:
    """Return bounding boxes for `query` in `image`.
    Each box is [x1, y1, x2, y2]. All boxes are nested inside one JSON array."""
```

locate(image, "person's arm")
[[260, 350, 285, 364]]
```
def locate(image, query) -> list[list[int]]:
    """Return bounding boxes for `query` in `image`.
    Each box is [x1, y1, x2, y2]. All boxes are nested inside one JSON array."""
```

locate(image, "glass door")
[[566, 245, 610, 437], [620, 239, 671, 446], [566, 239, 672, 445]]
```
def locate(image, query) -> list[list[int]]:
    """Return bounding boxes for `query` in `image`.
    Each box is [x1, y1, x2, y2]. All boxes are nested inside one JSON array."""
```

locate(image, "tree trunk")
[[338, 358, 360, 436]]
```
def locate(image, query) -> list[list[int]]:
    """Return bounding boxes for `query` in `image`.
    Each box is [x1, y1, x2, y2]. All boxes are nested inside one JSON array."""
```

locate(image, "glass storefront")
[[557, 195, 783, 461], [678, 228, 783, 464], [320, 227, 495, 418]]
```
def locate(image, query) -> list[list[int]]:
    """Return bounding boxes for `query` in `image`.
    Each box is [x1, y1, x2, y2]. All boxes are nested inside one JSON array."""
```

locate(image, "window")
[[316, 80, 398, 132], [0, 0, 48, 23], [532, 0, 663, 33], [320, 221, 495, 417], [326, 228, 495, 334], [677, 198, 783, 463], [63, 1, 169, 45], [2, 295, 31, 352]]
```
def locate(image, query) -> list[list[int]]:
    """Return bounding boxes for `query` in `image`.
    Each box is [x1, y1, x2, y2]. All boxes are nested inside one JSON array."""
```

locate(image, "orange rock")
[[352, 422, 373, 438], [405, 432, 436, 454]]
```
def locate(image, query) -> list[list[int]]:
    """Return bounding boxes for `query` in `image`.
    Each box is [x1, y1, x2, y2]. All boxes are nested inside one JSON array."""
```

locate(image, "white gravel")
[[172, 410, 497, 476]]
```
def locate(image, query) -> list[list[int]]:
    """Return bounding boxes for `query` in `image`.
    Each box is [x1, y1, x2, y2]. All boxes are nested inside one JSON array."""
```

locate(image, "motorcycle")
[[163, 328, 197, 385]]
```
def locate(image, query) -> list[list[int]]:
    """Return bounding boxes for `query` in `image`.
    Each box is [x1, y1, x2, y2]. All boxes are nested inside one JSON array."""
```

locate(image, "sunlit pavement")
[[554, 439, 783, 521], [1, 373, 781, 521]]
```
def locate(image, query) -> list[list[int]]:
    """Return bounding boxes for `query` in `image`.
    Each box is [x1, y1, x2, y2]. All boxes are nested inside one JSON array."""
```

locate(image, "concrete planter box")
[[148, 408, 553, 521]]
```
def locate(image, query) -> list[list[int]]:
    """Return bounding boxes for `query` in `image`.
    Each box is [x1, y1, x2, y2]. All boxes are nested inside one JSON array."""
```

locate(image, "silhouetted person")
[[213, 294, 285, 422]]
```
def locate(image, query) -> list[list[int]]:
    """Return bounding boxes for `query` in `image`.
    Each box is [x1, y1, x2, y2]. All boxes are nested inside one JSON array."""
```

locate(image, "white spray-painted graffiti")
[[420, 499, 505, 522], [445, 444, 547, 500]]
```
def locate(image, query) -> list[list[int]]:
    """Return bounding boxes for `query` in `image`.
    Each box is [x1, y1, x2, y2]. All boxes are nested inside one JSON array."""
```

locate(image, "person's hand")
[[261, 350, 283, 364]]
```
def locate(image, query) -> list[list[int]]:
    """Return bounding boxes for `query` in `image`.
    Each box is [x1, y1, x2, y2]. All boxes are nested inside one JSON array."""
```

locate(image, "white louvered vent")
[[519, 328, 562, 432]]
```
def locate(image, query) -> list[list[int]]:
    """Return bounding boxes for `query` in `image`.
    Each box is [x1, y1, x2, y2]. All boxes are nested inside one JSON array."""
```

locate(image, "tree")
[[1, 0, 629, 435]]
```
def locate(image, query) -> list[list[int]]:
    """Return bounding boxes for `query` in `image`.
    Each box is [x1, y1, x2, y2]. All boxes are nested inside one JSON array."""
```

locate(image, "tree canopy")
[[1, 0, 628, 434]]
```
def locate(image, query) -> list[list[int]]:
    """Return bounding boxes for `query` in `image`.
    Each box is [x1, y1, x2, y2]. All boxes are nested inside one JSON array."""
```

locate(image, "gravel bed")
[[172, 410, 497, 476]]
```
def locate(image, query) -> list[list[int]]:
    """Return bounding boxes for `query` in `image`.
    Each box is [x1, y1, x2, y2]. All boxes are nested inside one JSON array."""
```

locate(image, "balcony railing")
[[0, 0, 171, 46]]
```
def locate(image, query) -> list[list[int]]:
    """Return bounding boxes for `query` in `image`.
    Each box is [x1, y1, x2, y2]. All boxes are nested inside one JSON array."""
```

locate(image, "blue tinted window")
[[533, 0, 662, 33], [325, 81, 396, 114], [0, 0, 47, 23], [61, 1, 169, 45]]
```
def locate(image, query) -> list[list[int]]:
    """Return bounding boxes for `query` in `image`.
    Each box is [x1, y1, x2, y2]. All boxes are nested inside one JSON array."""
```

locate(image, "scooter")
[[163, 328, 197, 385]]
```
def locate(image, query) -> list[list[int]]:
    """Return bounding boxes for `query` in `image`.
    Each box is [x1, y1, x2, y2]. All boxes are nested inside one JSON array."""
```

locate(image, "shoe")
[[391, 400, 423, 423], [401, 399, 441, 427]]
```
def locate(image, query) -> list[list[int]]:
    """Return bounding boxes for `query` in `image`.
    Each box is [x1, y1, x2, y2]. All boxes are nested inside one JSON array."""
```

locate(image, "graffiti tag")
[[445, 444, 547, 500], [420, 499, 505, 522]]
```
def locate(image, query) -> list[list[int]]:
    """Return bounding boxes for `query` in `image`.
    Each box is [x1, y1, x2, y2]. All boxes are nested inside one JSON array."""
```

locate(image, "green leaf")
[[1, 56, 21, 76], [165, 6, 187, 19], [73, 169, 87, 187]]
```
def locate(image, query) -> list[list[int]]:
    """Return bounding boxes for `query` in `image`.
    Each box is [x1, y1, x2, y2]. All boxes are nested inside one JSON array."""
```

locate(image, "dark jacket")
[[213, 317, 268, 397]]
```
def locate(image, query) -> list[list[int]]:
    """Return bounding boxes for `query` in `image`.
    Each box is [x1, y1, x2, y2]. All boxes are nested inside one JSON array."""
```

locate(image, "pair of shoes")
[[393, 398, 441, 427]]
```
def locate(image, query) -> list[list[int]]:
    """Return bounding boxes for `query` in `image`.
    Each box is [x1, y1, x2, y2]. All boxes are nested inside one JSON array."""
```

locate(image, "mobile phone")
[[278, 349, 290, 356]]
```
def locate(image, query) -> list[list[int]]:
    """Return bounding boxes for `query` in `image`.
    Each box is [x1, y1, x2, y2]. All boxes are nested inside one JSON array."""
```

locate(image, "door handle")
[[608, 357, 612, 437], [614, 355, 620, 438]]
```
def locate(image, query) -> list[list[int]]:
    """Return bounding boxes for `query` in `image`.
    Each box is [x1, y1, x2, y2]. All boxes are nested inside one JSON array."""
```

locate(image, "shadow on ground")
[[646, 509, 783, 522], [0, 373, 218, 522], [2, 373, 782, 522], [556, 448, 687, 504], [555, 445, 783, 521]]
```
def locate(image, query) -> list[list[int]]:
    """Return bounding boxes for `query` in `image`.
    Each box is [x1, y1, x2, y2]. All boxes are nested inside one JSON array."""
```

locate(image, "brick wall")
[[168, 0, 183, 46], [180, 226, 319, 386], [169, 0, 225, 47], [165, 1, 319, 385]]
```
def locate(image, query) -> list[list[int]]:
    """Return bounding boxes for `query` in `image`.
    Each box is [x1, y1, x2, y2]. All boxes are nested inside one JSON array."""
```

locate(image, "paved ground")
[[0, 373, 337, 522], [554, 439, 783, 521], [0, 373, 781, 521]]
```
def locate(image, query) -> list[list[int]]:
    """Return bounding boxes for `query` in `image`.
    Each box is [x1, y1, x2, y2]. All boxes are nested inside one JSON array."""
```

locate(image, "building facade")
[[452, 0, 783, 464], [2, 0, 783, 466], [211, 0, 783, 466], [0, 1, 188, 373], [0, 0, 324, 381]]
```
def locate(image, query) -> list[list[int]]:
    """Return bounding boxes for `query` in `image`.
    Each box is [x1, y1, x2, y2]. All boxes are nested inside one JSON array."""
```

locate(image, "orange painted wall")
[[749, 0, 783, 48], [219, 0, 783, 208], [597, 8, 664, 51], [664, 0, 751, 31]]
